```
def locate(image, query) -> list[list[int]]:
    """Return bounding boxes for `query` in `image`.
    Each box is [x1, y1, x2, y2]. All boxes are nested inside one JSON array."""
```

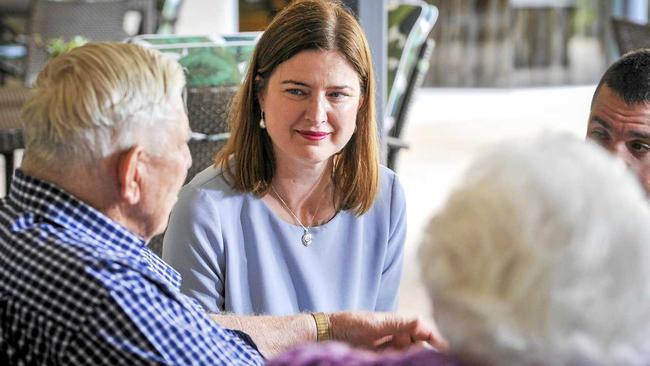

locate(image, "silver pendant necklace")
[[271, 184, 325, 247]]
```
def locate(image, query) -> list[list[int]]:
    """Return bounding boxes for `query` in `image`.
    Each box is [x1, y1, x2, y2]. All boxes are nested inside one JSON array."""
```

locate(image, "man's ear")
[[117, 145, 145, 205]]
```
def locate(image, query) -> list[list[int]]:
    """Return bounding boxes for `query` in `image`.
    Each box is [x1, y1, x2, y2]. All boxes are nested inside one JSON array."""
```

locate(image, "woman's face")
[[258, 49, 363, 168]]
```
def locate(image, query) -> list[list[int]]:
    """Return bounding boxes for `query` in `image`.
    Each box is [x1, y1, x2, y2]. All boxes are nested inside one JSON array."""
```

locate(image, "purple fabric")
[[268, 342, 459, 366]]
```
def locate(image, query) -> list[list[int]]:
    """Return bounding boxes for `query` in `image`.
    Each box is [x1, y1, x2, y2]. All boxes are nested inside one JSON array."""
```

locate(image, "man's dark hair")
[[593, 48, 650, 106]]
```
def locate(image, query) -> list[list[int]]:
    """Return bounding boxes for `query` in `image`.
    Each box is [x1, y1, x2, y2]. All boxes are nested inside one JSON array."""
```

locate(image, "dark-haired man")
[[587, 48, 650, 193]]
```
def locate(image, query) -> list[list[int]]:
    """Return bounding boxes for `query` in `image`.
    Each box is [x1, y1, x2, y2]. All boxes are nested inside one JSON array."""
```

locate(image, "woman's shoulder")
[[377, 165, 404, 199], [353, 165, 404, 220], [179, 164, 241, 203], [186, 164, 229, 189], [379, 165, 399, 184]]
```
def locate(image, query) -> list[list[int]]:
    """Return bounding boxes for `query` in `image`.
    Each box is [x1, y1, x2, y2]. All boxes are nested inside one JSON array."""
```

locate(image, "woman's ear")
[[116, 145, 144, 205]]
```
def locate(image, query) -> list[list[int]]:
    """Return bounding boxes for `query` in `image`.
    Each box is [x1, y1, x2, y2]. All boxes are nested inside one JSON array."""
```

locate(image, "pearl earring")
[[259, 112, 266, 129]]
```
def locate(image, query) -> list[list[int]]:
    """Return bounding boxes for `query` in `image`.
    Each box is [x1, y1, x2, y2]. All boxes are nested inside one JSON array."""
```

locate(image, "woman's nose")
[[305, 95, 327, 124]]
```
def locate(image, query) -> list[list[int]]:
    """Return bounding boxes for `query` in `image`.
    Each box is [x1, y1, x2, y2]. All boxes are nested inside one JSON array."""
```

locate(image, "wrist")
[[311, 312, 331, 342]]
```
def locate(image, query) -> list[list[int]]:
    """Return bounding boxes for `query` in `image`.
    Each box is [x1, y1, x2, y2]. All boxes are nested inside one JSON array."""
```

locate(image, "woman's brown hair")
[[216, 0, 379, 215]]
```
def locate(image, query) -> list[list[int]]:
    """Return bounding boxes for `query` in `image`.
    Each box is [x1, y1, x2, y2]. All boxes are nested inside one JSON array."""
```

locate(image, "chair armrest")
[[190, 131, 230, 142], [386, 136, 409, 150]]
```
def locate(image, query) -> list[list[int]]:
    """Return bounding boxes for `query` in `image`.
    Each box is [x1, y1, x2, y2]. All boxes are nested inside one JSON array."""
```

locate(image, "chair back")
[[0, 85, 28, 192], [185, 85, 236, 183], [127, 0, 158, 34], [148, 85, 236, 256], [611, 17, 650, 55], [25, 0, 129, 85], [385, 1, 438, 170], [386, 37, 434, 169]]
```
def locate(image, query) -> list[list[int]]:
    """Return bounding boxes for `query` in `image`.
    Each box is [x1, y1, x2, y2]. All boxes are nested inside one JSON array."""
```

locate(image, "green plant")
[[45, 36, 88, 58], [179, 46, 254, 87]]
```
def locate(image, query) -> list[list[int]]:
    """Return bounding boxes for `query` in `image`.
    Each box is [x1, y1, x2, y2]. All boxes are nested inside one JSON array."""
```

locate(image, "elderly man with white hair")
[[0, 42, 264, 365], [420, 133, 650, 366]]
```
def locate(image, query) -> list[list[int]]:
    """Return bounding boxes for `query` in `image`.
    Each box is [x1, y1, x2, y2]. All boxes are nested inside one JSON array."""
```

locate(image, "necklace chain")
[[271, 184, 326, 246]]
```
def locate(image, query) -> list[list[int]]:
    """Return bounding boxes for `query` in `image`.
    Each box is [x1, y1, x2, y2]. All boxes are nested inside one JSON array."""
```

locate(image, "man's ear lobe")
[[117, 146, 144, 205]]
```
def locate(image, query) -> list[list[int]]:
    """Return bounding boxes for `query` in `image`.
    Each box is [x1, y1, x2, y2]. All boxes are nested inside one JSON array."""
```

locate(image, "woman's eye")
[[329, 91, 349, 98], [286, 89, 306, 96]]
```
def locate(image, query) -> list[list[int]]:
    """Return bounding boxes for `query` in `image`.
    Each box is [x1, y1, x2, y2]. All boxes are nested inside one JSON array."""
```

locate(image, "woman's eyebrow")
[[280, 80, 355, 90], [280, 80, 309, 87]]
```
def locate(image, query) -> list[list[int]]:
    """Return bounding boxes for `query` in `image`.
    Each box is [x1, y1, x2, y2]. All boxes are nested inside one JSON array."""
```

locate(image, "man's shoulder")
[[0, 214, 158, 310], [0, 225, 110, 329], [0, 222, 182, 329]]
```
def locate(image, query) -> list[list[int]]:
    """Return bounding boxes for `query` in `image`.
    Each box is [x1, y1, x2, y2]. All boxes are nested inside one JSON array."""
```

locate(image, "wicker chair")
[[0, 18, 27, 85], [25, 0, 129, 85], [0, 86, 29, 192], [611, 17, 650, 55], [184, 86, 236, 182], [148, 85, 237, 256]]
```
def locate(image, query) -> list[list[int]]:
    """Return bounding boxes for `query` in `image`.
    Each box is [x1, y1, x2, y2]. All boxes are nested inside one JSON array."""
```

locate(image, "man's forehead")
[[594, 86, 650, 108], [591, 87, 650, 126]]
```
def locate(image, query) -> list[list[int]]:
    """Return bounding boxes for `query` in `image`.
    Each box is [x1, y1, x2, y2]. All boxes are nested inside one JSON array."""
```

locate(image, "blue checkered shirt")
[[0, 170, 264, 365]]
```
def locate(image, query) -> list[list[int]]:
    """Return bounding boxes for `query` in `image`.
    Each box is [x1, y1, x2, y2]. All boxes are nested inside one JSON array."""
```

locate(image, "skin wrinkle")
[[587, 86, 650, 193]]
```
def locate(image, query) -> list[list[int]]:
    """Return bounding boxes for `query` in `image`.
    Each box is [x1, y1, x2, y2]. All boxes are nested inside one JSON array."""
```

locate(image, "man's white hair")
[[21, 42, 185, 167], [420, 133, 650, 365]]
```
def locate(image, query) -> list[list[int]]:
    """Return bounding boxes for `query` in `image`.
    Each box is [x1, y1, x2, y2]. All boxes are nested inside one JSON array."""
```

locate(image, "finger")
[[372, 334, 393, 348], [418, 327, 448, 351], [389, 333, 413, 350], [405, 318, 449, 351], [414, 317, 448, 351], [428, 322, 449, 351]]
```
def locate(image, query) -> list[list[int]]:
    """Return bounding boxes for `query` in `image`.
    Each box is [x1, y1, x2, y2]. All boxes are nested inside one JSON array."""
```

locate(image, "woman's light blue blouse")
[[162, 165, 406, 316]]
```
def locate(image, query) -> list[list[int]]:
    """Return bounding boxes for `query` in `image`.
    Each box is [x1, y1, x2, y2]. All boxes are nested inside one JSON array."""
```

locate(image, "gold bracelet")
[[311, 312, 331, 341]]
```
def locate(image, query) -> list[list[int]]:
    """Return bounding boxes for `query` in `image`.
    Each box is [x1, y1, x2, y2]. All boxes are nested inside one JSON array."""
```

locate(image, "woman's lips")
[[297, 130, 330, 141]]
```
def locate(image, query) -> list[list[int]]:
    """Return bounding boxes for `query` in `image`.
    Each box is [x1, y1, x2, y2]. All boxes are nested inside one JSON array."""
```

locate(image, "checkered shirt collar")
[[9, 169, 147, 257]]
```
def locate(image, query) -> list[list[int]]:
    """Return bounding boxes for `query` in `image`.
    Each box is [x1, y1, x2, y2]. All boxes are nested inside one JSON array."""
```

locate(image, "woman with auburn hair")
[[163, 0, 407, 316]]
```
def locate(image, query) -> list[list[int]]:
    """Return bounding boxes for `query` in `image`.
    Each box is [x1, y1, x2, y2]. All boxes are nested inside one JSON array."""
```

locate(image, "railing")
[[424, 0, 610, 87]]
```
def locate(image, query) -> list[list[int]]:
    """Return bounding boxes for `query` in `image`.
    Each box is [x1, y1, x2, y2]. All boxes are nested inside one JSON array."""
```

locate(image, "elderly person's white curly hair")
[[419, 133, 650, 366]]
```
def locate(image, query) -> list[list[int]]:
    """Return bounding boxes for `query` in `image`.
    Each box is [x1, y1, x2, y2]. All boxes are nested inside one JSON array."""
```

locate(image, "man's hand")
[[328, 312, 448, 351], [210, 311, 447, 358]]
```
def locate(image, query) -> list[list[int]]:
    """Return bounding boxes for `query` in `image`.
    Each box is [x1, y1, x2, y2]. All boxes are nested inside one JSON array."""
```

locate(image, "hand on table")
[[328, 311, 448, 351]]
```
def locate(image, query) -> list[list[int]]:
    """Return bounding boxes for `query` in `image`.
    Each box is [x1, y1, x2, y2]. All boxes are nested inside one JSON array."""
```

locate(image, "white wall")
[[175, 0, 238, 37]]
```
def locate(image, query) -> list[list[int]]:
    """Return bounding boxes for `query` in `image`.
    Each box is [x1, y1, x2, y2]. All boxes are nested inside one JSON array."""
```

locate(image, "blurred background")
[[2, 0, 649, 317], [232, 0, 636, 87], [3, 1, 640, 87]]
